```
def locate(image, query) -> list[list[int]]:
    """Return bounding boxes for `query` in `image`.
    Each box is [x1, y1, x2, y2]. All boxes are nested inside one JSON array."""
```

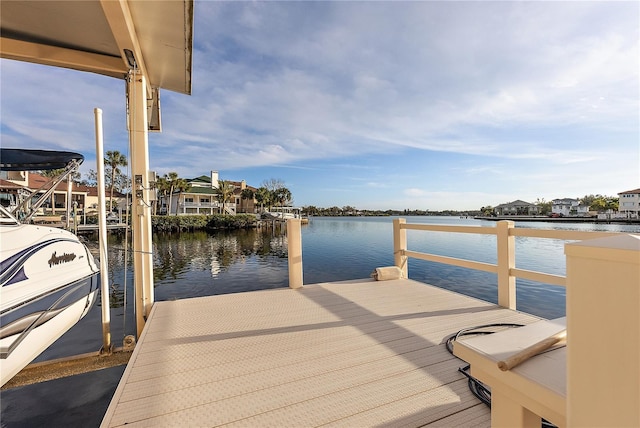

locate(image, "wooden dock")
[[101, 278, 540, 427]]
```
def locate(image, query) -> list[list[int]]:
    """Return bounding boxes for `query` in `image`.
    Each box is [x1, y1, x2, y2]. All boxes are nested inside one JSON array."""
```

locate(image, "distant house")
[[551, 198, 590, 217], [84, 186, 127, 214], [164, 171, 258, 216], [0, 171, 89, 215], [164, 172, 221, 215], [0, 178, 30, 210], [0, 169, 127, 218], [618, 188, 640, 218], [230, 180, 259, 214], [493, 200, 539, 216]]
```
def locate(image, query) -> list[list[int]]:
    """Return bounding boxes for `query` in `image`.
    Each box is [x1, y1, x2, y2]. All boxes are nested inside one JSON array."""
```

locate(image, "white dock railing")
[[390, 218, 639, 427], [286, 217, 639, 426], [392, 218, 620, 310]]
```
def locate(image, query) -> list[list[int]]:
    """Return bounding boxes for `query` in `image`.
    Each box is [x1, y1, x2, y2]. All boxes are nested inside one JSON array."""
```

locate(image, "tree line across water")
[[299, 194, 621, 218], [47, 150, 621, 219], [479, 196, 620, 217]]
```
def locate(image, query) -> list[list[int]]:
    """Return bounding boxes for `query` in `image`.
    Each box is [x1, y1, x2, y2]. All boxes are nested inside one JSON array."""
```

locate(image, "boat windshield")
[[0, 206, 20, 225]]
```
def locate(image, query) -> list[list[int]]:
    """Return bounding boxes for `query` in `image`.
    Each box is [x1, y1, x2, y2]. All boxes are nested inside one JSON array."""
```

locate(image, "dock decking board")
[[101, 278, 541, 427]]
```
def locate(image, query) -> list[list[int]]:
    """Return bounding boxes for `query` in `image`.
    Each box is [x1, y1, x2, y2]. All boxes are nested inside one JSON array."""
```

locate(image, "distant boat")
[[263, 206, 302, 221], [0, 149, 100, 386]]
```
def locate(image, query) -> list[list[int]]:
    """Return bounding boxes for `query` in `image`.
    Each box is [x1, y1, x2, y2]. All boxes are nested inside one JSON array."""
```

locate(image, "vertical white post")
[[94, 108, 111, 353], [66, 179, 72, 230], [287, 218, 303, 288], [566, 234, 640, 427], [496, 220, 515, 309], [128, 71, 155, 337], [393, 218, 408, 278], [73, 201, 78, 234]]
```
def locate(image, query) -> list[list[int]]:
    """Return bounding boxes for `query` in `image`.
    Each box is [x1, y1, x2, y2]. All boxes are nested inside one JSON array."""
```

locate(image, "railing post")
[[566, 234, 640, 427], [393, 218, 408, 278], [287, 218, 303, 289], [496, 220, 515, 309]]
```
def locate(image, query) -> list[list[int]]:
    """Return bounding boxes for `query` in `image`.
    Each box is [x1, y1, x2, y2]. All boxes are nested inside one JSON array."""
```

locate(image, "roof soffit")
[[0, 0, 192, 95]]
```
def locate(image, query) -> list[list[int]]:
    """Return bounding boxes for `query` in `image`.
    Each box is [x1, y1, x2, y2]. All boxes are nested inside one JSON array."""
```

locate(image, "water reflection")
[[26, 217, 640, 356], [46, 227, 294, 361], [147, 228, 291, 300], [108, 283, 126, 309], [151, 229, 289, 284]]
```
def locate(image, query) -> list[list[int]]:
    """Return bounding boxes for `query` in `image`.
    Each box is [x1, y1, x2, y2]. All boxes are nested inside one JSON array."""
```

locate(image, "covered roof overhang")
[[0, 0, 194, 336], [0, 0, 193, 96]]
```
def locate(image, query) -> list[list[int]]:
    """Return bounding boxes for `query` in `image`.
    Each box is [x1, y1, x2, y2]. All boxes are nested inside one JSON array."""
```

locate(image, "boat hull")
[[0, 277, 98, 385], [0, 224, 99, 386]]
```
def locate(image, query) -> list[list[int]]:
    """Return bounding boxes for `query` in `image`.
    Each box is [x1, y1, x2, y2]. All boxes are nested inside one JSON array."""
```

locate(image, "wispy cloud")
[[1, 1, 637, 210]]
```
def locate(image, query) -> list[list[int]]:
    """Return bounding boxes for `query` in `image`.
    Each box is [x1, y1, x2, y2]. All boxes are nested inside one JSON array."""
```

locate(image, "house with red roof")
[[0, 171, 124, 216]]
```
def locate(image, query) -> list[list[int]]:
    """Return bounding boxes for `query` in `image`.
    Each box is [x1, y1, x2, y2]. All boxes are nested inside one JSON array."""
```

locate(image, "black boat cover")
[[0, 149, 84, 171]]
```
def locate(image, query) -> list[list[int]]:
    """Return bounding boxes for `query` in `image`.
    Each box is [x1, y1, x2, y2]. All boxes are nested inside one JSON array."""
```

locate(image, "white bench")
[[453, 318, 566, 428]]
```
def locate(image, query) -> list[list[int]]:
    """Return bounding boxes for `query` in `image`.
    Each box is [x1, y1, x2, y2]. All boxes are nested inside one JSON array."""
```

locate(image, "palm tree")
[[274, 187, 292, 207], [254, 187, 270, 213], [215, 180, 235, 214], [154, 176, 169, 215], [105, 150, 127, 211], [39, 168, 80, 182], [174, 178, 190, 215], [240, 188, 254, 213], [164, 172, 179, 215]]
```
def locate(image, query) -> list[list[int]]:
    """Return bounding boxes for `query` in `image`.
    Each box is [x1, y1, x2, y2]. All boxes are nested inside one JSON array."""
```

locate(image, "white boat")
[[263, 206, 302, 220], [0, 149, 100, 386]]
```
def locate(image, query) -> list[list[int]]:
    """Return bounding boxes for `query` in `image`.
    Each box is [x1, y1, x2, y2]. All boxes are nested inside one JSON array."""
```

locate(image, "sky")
[[1, 1, 638, 211]]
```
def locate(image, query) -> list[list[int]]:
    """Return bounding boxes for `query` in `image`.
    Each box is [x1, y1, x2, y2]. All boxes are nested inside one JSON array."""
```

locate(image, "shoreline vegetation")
[[151, 214, 258, 232], [137, 211, 640, 233]]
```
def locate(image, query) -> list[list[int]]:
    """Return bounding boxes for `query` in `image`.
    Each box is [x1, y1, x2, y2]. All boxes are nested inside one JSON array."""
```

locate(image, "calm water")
[[2, 216, 638, 426]]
